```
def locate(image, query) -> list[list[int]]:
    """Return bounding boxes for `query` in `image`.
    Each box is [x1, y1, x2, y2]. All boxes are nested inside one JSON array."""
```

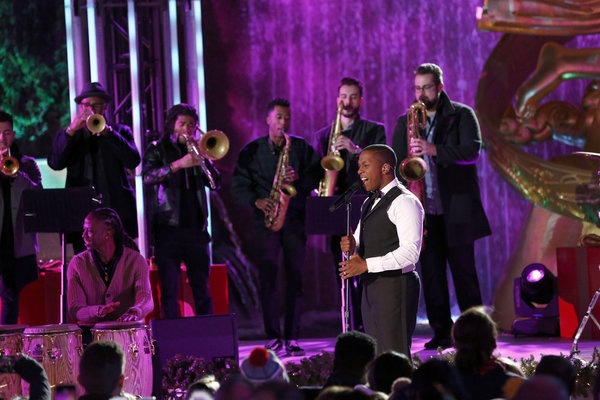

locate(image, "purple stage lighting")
[[526, 268, 545, 283], [520, 263, 556, 307]]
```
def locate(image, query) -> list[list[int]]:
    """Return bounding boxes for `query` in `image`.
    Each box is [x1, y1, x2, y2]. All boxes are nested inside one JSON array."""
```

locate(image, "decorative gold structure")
[[478, 0, 600, 36]]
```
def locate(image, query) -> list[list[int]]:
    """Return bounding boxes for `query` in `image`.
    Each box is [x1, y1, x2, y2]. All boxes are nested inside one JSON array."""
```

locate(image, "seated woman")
[[67, 207, 153, 324], [452, 306, 520, 400]]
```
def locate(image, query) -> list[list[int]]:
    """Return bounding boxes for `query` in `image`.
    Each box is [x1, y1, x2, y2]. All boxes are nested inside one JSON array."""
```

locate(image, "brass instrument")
[[265, 133, 297, 231], [318, 104, 345, 196], [0, 151, 19, 176], [183, 127, 230, 190], [86, 113, 106, 133], [399, 102, 428, 181]]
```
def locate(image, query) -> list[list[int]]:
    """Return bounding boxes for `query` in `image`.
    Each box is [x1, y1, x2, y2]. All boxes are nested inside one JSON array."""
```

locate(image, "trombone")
[[183, 127, 230, 189]]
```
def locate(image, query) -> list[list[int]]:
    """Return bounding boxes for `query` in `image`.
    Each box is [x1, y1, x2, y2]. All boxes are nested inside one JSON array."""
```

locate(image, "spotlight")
[[513, 263, 560, 336]]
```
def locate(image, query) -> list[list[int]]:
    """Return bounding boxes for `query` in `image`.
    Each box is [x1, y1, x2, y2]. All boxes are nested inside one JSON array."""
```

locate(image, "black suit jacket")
[[391, 91, 491, 246]]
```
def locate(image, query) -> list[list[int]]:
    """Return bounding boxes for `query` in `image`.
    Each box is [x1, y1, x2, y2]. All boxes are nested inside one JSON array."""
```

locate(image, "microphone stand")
[[330, 180, 361, 332], [341, 201, 353, 332]]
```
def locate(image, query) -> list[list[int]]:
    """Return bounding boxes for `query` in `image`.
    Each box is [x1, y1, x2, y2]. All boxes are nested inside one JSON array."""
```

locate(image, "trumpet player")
[[315, 77, 386, 331], [391, 63, 490, 350], [0, 111, 42, 324], [48, 82, 140, 253], [232, 98, 321, 356], [142, 103, 221, 318]]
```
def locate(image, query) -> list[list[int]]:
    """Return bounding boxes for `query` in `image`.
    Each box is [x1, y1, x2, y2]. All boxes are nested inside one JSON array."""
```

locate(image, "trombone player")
[[49, 82, 140, 253], [391, 63, 490, 350], [142, 103, 222, 318], [0, 111, 42, 324]]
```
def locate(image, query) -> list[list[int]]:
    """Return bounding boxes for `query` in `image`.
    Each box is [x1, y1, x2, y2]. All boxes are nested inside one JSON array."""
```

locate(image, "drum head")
[[0, 325, 28, 333], [92, 320, 146, 331], [23, 324, 80, 335]]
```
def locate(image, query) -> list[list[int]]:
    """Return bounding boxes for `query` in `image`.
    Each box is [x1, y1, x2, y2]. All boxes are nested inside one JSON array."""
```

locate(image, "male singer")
[[340, 144, 422, 356], [392, 63, 491, 349]]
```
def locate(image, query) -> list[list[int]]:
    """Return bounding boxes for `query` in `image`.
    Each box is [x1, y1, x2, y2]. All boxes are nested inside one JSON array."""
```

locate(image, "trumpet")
[[0, 148, 19, 176], [86, 113, 106, 133], [183, 127, 230, 189]]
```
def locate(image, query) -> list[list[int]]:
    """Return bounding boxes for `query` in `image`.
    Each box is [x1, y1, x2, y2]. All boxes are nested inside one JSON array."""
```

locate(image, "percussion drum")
[[21, 324, 82, 396], [91, 320, 153, 396], [0, 325, 27, 400]]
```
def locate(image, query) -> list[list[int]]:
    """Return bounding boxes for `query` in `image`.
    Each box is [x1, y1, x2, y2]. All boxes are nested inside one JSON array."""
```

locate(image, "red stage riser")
[[557, 247, 600, 339]]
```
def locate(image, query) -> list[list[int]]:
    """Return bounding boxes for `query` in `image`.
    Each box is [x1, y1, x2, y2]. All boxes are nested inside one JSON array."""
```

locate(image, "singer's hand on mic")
[[339, 228, 356, 254], [339, 254, 367, 279]]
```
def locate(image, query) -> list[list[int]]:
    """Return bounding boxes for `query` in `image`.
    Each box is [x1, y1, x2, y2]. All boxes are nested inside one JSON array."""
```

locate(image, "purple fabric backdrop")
[[201, 0, 599, 317]]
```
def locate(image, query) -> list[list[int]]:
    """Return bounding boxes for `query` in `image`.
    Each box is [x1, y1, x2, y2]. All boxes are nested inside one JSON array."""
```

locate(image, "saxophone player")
[[315, 77, 386, 330], [142, 103, 221, 318], [232, 98, 321, 356]]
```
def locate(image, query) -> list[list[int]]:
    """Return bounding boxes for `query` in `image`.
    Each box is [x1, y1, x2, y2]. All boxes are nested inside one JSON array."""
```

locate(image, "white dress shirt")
[[353, 178, 424, 273]]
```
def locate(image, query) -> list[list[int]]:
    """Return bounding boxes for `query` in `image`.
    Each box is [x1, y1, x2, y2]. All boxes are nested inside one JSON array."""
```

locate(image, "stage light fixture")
[[513, 263, 560, 336]]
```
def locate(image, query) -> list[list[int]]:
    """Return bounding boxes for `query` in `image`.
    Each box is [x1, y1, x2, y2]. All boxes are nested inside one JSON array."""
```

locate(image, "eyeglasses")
[[81, 102, 106, 109], [413, 84, 437, 92]]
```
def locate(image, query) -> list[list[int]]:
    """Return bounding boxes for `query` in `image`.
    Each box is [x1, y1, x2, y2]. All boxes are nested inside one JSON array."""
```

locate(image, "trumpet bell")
[[86, 114, 106, 133], [1, 156, 19, 175], [321, 154, 344, 171], [199, 130, 230, 160], [399, 157, 427, 181]]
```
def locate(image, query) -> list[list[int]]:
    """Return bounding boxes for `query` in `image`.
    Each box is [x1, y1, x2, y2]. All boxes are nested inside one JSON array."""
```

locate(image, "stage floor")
[[239, 323, 599, 365]]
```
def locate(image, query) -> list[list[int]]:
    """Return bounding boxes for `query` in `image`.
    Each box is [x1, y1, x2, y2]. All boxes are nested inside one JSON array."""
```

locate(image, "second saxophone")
[[318, 104, 345, 196], [265, 133, 297, 231]]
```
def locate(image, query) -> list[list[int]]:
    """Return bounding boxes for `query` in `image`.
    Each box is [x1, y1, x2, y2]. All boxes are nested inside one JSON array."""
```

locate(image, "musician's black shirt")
[[231, 134, 322, 220]]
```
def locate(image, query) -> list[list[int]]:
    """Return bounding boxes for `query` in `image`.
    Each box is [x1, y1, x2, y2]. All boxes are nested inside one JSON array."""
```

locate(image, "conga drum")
[[91, 321, 153, 396], [21, 324, 82, 396], [0, 325, 27, 400]]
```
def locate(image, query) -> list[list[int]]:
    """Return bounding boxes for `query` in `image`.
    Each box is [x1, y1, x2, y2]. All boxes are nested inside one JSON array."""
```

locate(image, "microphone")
[[329, 180, 363, 212]]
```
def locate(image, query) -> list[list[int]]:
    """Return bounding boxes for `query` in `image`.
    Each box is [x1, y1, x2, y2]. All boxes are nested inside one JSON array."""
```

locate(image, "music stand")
[[22, 187, 98, 323], [570, 151, 600, 353], [306, 194, 366, 331]]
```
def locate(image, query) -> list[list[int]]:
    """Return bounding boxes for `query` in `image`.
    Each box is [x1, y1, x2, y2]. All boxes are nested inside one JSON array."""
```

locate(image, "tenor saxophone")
[[264, 133, 297, 231], [317, 105, 345, 196]]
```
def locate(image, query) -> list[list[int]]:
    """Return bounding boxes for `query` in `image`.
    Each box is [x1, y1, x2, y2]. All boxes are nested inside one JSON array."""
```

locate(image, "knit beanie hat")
[[240, 347, 289, 384]]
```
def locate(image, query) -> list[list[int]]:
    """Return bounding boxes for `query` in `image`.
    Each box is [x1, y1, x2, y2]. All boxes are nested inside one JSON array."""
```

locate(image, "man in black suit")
[[392, 63, 491, 349]]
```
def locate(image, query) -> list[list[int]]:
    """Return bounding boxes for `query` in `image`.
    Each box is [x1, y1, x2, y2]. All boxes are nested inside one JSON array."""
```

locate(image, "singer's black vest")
[[358, 186, 404, 260]]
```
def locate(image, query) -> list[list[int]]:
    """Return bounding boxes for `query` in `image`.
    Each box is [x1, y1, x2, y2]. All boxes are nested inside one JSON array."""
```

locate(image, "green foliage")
[[161, 354, 239, 399], [285, 351, 335, 387], [0, 1, 69, 141]]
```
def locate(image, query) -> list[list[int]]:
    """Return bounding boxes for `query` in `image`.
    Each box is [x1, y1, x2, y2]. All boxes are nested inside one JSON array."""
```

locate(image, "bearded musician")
[[142, 103, 221, 319], [315, 77, 386, 331], [231, 98, 321, 356], [391, 63, 491, 350]]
